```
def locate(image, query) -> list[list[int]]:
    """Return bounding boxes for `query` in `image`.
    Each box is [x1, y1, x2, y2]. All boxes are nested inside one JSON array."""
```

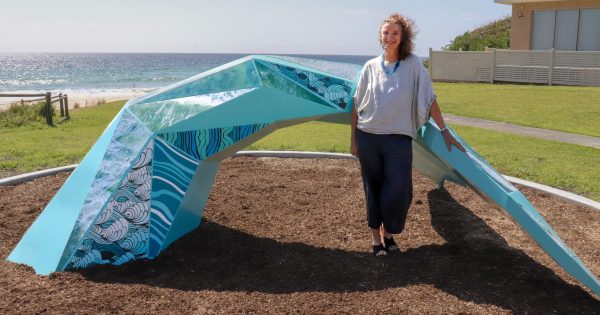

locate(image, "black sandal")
[[373, 244, 387, 257], [384, 237, 398, 252]]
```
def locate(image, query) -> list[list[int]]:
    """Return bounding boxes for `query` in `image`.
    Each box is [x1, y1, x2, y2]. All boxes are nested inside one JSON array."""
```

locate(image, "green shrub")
[[446, 17, 511, 51], [0, 101, 54, 128]]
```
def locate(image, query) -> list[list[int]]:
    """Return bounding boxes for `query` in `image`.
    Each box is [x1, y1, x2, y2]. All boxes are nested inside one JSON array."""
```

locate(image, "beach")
[[0, 88, 154, 110], [0, 53, 371, 112]]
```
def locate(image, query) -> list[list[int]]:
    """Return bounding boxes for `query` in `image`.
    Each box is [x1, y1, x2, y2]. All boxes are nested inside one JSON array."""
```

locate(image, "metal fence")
[[429, 48, 600, 86]]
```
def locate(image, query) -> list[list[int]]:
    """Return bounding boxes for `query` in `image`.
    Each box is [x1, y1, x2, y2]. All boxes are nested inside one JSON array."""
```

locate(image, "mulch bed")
[[1, 157, 599, 314]]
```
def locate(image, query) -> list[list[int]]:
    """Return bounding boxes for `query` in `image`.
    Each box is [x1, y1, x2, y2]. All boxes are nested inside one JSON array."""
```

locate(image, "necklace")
[[380, 56, 399, 75]]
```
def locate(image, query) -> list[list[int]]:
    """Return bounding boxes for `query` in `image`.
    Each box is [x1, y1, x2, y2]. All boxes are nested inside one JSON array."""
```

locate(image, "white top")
[[353, 54, 436, 138]]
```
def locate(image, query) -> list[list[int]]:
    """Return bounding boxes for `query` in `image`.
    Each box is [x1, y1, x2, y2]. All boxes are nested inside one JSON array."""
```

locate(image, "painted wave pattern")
[[266, 55, 363, 81], [138, 61, 261, 105], [148, 138, 199, 258], [157, 123, 268, 160], [67, 142, 154, 270], [126, 88, 256, 132], [259, 60, 353, 110], [60, 110, 152, 267]]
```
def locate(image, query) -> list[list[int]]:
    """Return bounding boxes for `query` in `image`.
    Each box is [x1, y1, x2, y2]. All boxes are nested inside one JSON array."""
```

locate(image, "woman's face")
[[380, 22, 402, 53]]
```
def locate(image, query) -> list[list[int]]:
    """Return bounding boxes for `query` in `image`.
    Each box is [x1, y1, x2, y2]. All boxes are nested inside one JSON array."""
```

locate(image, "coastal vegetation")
[[0, 102, 51, 128], [1, 82, 599, 201], [446, 17, 511, 51]]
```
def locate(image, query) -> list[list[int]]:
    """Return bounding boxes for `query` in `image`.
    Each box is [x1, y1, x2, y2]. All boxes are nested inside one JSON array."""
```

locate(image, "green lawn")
[[1, 92, 599, 201], [247, 120, 350, 152], [450, 125, 600, 201], [252, 122, 600, 201], [434, 83, 600, 137], [0, 101, 124, 177]]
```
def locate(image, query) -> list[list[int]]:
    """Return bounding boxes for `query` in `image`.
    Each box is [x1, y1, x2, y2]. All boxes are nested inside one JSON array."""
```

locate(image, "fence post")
[[548, 49, 555, 86], [45, 92, 53, 126], [59, 93, 64, 117], [490, 49, 496, 84], [64, 94, 69, 118], [428, 47, 433, 74]]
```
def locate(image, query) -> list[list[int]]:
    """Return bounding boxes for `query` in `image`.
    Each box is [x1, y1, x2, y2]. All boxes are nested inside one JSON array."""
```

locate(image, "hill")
[[446, 17, 511, 51]]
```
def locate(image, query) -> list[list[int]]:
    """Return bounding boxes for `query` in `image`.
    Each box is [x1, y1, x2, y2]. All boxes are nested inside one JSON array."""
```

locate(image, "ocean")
[[0, 53, 374, 95]]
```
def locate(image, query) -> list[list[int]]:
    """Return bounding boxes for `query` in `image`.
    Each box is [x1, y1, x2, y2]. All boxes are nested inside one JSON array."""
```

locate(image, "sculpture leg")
[[154, 160, 220, 257]]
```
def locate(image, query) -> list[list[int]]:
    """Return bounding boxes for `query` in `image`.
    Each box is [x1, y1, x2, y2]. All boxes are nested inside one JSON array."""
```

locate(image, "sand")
[[0, 88, 154, 110]]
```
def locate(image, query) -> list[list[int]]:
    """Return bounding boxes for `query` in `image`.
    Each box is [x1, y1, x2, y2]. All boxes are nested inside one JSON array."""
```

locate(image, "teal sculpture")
[[7, 55, 600, 296]]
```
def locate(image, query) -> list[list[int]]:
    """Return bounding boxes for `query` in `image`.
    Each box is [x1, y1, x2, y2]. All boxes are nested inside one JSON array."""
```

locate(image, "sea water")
[[0, 53, 373, 95]]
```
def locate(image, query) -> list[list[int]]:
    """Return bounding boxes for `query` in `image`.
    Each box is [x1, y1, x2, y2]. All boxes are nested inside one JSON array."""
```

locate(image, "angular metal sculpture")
[[7, 55, 600, 296]]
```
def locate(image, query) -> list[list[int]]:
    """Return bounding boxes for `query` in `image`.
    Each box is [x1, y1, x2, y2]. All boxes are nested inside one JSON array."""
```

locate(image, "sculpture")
[[8, 55, 599, 296]]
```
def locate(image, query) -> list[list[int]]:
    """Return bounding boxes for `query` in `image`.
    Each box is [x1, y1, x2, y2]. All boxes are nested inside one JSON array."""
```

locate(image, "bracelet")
[[440, 127, 448, 132]]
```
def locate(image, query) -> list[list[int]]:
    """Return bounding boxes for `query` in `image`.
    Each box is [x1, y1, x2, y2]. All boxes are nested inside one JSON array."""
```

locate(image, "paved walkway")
[[444, 114, 600, 149]]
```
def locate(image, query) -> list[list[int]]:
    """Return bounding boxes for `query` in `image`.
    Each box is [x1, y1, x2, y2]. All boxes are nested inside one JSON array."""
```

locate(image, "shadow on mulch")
[[79, 188, 599, 313]]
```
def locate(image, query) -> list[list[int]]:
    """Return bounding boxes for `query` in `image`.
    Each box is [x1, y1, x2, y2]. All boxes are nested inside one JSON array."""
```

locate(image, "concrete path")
[[444, 114, 600, 149]]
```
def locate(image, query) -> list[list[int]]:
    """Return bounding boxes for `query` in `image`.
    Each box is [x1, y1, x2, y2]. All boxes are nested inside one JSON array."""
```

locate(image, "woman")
[[351, 13, 464, 257]]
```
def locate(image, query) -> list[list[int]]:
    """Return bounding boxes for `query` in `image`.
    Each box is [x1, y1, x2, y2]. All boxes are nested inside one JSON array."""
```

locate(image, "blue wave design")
[[151, 195, 184, 215], [66, 142, 154, 270], [154, 140, 198, 174], [152, 189, 185, 201], [157, 123, 268, 160], [150, 216, 170, 233], [149, 233, 164, 243], [151, 201, 177, 221], [153, 162, 193, 189], [149, 234, 165, 256], [149, 215, 169, 237], [258, 60, 353, 109], [152, 175, 188, 196], [149, 219, 169, 255], [148, 139, 197, 258]]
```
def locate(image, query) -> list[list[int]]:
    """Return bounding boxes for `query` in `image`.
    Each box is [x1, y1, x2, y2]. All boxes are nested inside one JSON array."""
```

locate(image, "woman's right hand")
[[442, 129, 466, 152]]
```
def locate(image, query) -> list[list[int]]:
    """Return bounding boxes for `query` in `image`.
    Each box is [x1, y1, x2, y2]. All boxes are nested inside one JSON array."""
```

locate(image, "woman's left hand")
[[442, 129, 466, 152]]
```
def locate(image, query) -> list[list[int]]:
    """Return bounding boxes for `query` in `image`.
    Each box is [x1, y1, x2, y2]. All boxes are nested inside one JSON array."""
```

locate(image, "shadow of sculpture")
[[79, 188, 599, 313]]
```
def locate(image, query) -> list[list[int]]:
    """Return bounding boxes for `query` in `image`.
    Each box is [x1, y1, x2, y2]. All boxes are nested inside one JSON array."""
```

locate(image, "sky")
[[0, 0, 511, 57]]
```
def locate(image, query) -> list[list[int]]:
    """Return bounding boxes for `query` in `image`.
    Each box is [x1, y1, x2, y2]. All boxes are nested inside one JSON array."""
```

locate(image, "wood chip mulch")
[[1, 157, 599, 314]]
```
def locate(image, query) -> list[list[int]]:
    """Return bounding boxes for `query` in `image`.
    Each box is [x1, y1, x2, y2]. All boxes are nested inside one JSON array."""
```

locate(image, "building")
[[495, 0, 600, 50]]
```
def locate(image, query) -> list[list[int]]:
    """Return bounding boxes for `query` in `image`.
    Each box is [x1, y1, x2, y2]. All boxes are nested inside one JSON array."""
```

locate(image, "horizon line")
[[0, 51, 382, 57]]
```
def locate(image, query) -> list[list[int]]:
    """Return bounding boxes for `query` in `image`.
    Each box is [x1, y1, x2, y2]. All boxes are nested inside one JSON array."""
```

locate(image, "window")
[[531, 8, 600, 51], [531, 11, 555, 50], [554, 10, 578, 50], [578, 8, 600, 51]]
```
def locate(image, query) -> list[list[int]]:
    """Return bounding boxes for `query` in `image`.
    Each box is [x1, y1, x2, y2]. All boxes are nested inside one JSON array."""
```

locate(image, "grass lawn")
[[434, 83, 600, 137], [247, 120, 350, 152], [450, 125, 600, 201], [1, 96, 599, 201], [0, 101, 124, 177], [252, 122, 600, 201]]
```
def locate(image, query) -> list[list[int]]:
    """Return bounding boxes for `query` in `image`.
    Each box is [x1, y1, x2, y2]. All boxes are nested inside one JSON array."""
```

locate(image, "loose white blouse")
[[354, 54, 436, 138]]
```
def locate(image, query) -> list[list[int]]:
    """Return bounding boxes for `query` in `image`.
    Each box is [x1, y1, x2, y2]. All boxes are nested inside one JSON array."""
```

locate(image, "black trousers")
[[356, 129, 413, 234]]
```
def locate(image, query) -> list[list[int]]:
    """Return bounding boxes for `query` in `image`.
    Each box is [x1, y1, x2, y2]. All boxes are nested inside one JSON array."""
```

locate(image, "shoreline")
[[0, 88, 156, 110]]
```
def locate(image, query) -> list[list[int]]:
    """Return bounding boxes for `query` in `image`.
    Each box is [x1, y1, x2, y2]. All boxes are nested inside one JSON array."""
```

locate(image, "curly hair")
[[380, 13, 415, 61]]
